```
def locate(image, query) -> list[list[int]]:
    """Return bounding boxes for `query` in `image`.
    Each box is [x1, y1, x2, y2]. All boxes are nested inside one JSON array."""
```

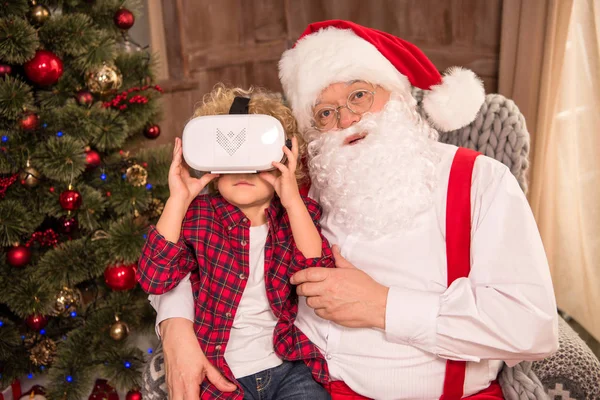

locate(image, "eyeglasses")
[[312, 87, 376, 131]]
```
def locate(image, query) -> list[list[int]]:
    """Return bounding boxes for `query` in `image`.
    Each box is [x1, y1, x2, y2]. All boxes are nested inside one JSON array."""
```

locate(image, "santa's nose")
[[338, 108, 361, 129]]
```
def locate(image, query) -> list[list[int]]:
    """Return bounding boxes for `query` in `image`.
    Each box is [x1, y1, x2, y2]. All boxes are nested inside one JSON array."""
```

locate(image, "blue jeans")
[[237, 361, 330, 400]]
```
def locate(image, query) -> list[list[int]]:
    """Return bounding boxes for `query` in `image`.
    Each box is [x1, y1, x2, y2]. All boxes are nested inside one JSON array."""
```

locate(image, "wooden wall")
[[151, 0, 503, 146]]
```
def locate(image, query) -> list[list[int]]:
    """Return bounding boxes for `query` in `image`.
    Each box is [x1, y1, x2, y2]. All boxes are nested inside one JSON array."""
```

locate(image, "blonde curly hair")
[[192, 84, 308, 191]]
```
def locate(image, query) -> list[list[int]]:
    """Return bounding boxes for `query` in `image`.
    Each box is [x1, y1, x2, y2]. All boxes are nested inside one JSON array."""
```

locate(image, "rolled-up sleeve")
[[289, 197, 335, 274]]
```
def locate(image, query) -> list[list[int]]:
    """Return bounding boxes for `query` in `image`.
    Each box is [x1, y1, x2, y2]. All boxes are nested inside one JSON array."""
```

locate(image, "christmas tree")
[[0, 1, 170, 398]]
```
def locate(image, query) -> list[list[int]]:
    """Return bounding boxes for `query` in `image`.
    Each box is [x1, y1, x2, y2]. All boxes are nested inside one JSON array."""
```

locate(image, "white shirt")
[[224, 224, 282, 378], [150, 143, 558, 399]]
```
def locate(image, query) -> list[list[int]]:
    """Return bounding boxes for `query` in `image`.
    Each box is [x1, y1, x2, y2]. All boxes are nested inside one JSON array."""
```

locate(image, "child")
[[137, 85, 334, 400]]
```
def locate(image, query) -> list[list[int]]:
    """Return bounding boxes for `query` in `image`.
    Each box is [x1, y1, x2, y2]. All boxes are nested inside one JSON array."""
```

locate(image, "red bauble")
[[25, 314, 48, 331], [85, 149, 101, 168], [59, 189, 82, 211], [104, 263, 137, 291], [89, 379, 119, 400], [24, 50, 63, 86], [58, 216, 79, 234], [0, 64, 11, 77], [114, 8, 135, 30], [76, 90, 94, 106], [7, 245, 31, 267], [20, 113, 39, 131], [143, 124, 161, 139], [125, 390, 142, 400]]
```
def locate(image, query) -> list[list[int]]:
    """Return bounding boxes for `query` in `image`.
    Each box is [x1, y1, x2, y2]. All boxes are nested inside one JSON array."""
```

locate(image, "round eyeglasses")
[[312, 88, 376, 131]]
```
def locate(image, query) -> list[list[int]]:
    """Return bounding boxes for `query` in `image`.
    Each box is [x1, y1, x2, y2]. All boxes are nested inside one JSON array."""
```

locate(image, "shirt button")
[[227, 225, 233, 231], [225, 312, 232, 318], [241, 240, 247, 246], [242, 217, 248, 223], [239, 273, 246, 280], [326, 354, 332, 360], [215, 345, 222, 351]]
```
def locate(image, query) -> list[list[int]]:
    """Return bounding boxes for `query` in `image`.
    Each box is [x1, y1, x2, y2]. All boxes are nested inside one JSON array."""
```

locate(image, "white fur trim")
[[422, 67, 485, 131], [279, 27, 410, 131]]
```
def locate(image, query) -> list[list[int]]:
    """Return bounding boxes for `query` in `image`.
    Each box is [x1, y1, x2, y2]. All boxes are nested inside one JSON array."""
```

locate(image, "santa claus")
[[151, 20, 558, 400]]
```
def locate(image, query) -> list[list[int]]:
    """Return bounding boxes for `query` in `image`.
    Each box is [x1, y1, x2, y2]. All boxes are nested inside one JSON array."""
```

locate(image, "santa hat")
[[279, 20, 485, 132]]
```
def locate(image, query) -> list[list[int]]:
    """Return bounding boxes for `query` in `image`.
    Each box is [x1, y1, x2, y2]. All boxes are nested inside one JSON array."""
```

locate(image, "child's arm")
[[259, 136, 329, 259], [137, 138, 218, 295], [285, 198, 323, 258]]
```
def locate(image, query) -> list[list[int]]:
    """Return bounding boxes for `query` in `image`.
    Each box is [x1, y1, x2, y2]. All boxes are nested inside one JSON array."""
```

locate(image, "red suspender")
[[440, 147, 480, 400]]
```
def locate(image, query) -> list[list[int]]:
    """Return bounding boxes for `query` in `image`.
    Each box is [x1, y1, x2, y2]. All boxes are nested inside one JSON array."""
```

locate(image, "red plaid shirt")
[[137, 194, 334, 399]]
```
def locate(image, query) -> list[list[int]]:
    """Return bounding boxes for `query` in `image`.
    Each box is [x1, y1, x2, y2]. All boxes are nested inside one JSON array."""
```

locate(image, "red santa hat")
[[279, 20, 485, 132]]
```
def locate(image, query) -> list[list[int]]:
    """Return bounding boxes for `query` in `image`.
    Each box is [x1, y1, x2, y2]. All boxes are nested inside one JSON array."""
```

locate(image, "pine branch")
[[39, 14, 100, 58], [0, 0, 28, 19], [105, 180, 150, 216], [135, 144, 171, 186], [0, 199, 41, 246], [115, 51, 156, 88], [37, 237, 104, 289], [44, 101, 104, 144], [32, 135, 86, 183], [46, 329, 98, 400], [77, 183, 108, 232], [72, 29, 117, 72], [5, 272, 56, 317], [0, 319, 21, 361], [99, 346, 144, 391], [0, 16, 39, 64], [95, 215, 147, 265], [0, 75, 36, 120], [36, 70, 83, 109], [90, 107, 129, 151]]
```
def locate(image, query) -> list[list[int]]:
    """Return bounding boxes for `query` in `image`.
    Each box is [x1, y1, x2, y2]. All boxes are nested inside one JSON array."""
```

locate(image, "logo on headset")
[[216, 128, 246, 156]]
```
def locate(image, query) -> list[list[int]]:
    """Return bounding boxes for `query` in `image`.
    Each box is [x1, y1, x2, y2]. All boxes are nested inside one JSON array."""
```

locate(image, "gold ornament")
[[148, 198, 165, 218], [24, 333, 56, 367], [50, 287, 81, 316], [28, 4, 51, 27], [126, 164, 148, 186], [85, 63, 123, 95], [20, 161, 40, 188], [109, 315, 130, 341]]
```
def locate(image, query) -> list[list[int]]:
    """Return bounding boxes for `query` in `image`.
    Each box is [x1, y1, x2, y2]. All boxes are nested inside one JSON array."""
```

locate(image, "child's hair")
[[192, 83, 308, 192]]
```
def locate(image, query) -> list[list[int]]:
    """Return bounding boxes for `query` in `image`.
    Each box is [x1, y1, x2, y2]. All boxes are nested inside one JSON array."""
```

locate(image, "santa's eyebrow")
[[314, 80, 366, 107]]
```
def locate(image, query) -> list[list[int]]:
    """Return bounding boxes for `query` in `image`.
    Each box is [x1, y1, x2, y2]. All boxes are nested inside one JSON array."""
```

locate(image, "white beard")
[[307, 94, 441, 239]]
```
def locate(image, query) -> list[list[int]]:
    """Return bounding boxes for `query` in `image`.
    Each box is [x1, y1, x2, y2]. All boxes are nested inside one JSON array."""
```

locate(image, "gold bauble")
[[86, 63, 123, 95], [29, 337, 57, 366], [126, 164, 148, 187], [24, 333, 56, 367], [148, 198, 165, 218], [28, 4, 51, 27], [19, 165, 40, 188], [110, 318, 130, 341], [50, 287, 81, 316]]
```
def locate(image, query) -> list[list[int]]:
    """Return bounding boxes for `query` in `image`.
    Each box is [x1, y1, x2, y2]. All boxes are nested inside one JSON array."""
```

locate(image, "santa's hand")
[[291, 245, 389, 329]]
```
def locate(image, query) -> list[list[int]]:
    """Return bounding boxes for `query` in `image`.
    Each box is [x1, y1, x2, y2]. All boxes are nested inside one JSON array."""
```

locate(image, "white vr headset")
[[182, 96, 291, 174]]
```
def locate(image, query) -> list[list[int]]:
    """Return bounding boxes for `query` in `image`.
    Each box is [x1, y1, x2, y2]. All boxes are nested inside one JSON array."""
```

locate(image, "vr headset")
[[182, 96, 291, 174]]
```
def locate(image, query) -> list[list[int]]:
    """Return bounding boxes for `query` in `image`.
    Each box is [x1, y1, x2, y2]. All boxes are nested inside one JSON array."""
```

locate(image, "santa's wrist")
[[371, 284, 389, 329]]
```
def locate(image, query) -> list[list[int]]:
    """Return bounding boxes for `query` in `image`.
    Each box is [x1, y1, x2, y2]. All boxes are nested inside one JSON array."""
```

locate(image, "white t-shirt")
[[223, 224, 282, 378]]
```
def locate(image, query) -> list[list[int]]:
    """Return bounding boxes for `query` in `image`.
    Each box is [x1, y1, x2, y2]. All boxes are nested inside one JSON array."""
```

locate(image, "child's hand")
[[260, 136, 302, 210], [169, 138, 218, 207]]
